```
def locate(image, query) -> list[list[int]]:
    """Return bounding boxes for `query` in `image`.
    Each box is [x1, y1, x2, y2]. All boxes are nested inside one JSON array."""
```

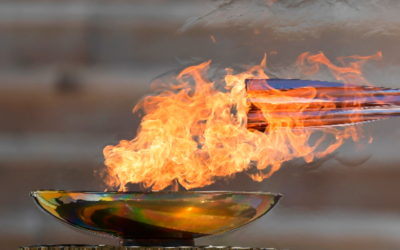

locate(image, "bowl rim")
[[30, 189, 283, 197]]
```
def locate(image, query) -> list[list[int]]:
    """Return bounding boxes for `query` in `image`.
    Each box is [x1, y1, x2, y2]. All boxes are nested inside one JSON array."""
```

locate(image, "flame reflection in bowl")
[[30, 190, 282, 245]]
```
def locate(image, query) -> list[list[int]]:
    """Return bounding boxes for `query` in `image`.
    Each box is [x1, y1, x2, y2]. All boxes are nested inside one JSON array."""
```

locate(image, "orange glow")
[[103, 52, 381, 191], [265, 0, 277, 6], [296, 51, 382, 85], [210, 36, 216, 44]]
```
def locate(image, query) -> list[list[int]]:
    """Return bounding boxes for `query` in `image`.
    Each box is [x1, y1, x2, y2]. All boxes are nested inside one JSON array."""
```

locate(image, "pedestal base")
[[120, 239, 194, 247]]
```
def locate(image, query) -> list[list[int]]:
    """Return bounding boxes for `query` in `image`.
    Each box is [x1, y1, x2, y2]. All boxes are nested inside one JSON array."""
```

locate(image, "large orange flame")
[[103, 52, 381, 191]]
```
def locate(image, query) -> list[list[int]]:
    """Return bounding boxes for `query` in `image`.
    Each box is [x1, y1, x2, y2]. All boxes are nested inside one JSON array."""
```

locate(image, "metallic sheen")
[[30, 191, 282, 245], [246, 79, 400, 130]]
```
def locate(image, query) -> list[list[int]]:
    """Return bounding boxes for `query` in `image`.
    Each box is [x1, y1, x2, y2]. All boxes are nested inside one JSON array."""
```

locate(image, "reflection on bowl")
[[30, 190, 282, 246]]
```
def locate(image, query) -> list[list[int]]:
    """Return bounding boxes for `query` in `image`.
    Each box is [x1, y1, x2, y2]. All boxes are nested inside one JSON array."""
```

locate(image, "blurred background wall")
[[1, 1, 400, 249]]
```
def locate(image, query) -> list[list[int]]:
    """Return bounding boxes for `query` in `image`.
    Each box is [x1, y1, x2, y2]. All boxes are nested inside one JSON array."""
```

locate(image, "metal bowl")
[[30, 190, 282, 246]]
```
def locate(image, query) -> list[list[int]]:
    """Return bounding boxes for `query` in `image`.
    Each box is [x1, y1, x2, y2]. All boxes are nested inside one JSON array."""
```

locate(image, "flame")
[[296, 51, 382, 85], [103, 52, 381, 191], [210, 35, 216, 44]]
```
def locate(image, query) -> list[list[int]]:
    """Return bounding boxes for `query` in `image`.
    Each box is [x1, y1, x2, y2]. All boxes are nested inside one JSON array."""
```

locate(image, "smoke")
[[180, 0, 400, 38], [176, 0, 400, 86]]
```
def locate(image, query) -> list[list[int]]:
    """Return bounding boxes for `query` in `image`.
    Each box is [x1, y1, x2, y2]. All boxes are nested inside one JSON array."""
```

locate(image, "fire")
[[103, 52, 381, 191], [296, 51, 382, 85], [210, 35, 216, 43]]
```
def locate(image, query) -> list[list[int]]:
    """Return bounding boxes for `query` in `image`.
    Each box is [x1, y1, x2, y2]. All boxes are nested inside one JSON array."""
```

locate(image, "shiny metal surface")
[[246, 79, 400, 130], [30, 191, 282, 244]]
